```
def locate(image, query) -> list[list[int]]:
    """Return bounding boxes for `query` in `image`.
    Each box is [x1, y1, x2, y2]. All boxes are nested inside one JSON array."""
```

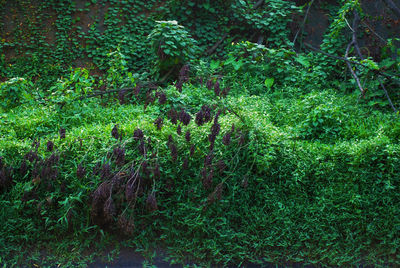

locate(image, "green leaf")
[[361, 59, 379, 70], [264, 77, 275, 89], [210, 60, 220, 70], [234, 60, 244, 71], [295, 55, 310, 67]]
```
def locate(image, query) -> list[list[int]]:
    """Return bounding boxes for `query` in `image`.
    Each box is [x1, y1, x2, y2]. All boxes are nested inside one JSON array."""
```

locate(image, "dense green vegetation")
[[1, 0, 400, 266]]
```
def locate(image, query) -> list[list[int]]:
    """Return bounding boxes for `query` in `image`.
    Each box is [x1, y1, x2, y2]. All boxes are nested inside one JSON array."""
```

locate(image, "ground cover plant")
[[1, 0, 400, 267]]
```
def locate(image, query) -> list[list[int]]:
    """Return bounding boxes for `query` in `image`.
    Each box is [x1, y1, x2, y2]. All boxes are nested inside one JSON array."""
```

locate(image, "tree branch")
[[304, 43, 400, 83], [205, 0, 264, 56], [81, 81, 157, 100], [362, 21, 387, 44], [253, 0, 265, 10], [205, 33, 229, 56], [257, 34, 264, 45], [293, 0, 315, 47], [359, 11, 397, 111], [345, 40, 365, 95], [351, 11, 363, 60], [308, 42, 398, 111], [384, 0, 400, 18], [379, 79, 398, 112], [352, 11, 397, 111]]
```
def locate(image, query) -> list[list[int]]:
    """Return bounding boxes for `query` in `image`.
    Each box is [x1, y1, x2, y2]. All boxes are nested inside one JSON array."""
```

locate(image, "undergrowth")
[[1, 0, 400, 267], [1, 62, 400, 266]]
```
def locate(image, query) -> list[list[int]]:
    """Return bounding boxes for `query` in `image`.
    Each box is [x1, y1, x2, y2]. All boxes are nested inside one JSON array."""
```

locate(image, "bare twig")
[[343, 17, 354, 33], [379, 80, 398, 112], [227, 107, 246, 124], [362, 21, 387, 44], [308, 42, 398, 111], [257, 35, 264, 45], [348, 11, 367, 95], [253, 0, 265, 9], [205, 0, 264, 56], [83, 87, 132, 99], [384, 0, 400, 18], [305, 43, 360, 63], [81, 82, 153, 100], [293, 0, 315, 47], [345, 40, 365, 94], [353, 11, 397, 112], [304, 43, 400, 83], [160, 65, 176, 82], [205, 33, 229, 56], [351, 11, 363, 60], [80, 66, 177, 100], [325, 10, 398, 112], [352, 11, 397, 111]]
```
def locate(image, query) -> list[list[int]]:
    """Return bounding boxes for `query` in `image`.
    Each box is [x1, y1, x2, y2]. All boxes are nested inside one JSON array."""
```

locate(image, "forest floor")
[[88, 247, 301, 267]]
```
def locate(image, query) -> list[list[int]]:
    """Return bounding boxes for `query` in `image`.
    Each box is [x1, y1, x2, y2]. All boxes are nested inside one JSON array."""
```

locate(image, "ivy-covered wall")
[[1, 0, 298, 83], [1, 0, 400, 82]]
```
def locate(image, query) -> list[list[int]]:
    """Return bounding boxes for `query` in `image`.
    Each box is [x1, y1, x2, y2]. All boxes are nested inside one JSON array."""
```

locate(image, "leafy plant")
[[148, 20, 199, 76], [230, 0, 299, 47], [49, 67, 94, 109], [0, 77, 33, 111], [106, 48, 136, 89]]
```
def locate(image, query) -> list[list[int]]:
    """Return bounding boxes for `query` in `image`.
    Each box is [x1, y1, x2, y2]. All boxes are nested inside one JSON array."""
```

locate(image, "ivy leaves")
[[0, 78, 34, 111], [148, 20, 199, 74]]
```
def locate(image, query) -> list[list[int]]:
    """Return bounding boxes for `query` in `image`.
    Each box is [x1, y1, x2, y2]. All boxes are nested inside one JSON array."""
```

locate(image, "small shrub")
[[0, 77, 33, 111], [148, 21, 199, 76]]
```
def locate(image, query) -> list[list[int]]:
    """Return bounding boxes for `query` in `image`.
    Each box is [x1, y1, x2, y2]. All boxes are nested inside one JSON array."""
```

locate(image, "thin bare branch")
[[362, 21, 387, 44], [352, 11, 397, 111], [293, 0, 315, 47], [379, 79, 398, 112], [205, 33, 229, 56], [351, 11, 363, 60], [304, 43, 400, 83], [345, 40, 365, 94], [384, 0, 400, 18], [253, 0, 265, 10]]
